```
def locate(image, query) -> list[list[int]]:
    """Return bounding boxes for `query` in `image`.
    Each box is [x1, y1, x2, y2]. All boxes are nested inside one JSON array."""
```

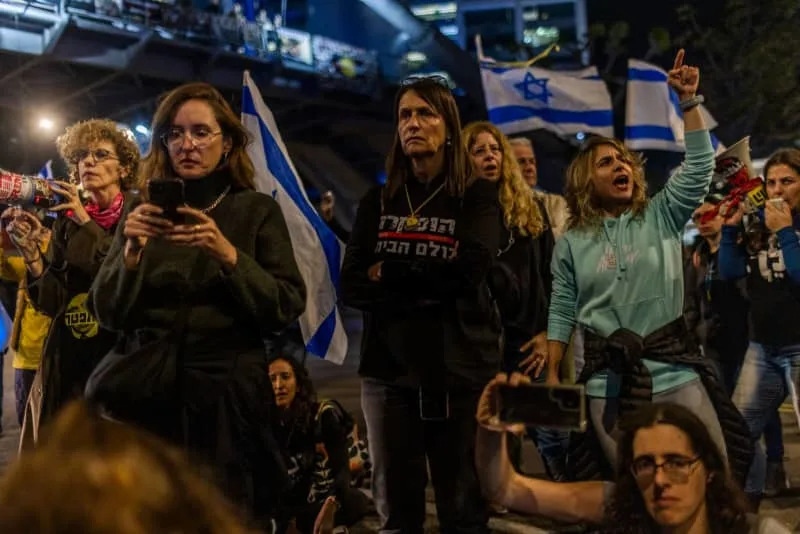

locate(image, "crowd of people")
[[0, 46, 797, 534]]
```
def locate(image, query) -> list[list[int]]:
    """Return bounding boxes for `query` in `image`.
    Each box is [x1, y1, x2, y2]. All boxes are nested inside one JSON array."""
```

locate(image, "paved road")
[[2, 311, 800, 532]]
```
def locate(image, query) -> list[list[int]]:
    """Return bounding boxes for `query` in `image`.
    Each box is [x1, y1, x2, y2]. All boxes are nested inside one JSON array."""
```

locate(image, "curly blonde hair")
[[56, 119, 140, 190], [463, 121, 546, 238], [565, 136, 648, 230]]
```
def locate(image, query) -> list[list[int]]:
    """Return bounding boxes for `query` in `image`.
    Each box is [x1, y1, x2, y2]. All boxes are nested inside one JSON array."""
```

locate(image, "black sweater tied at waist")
[[569, 318, 754, 487], [580, 318, 694, 418]]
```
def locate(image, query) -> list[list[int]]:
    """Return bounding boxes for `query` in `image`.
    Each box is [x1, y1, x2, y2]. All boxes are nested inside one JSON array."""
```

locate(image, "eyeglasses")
[[399, 74, 451, 89], [631, 455, 701, 484], [69, 148, 119, 165], [161, 127, 222, 150]]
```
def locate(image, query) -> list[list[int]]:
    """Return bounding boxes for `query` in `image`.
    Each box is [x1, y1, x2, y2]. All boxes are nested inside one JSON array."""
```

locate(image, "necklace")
[[404, 182, 445, 229], [191, 185, 231, 213]]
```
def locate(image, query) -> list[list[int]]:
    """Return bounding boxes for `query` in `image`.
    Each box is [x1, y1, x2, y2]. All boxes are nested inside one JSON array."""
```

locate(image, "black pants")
[[361, 379, 489, 534]]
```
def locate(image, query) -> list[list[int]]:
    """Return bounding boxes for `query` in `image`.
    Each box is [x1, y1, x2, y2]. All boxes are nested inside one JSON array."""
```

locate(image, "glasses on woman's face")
[[70, 148, 119, 165], [631, 455, 701, 484], [161, 126, 222, 151]]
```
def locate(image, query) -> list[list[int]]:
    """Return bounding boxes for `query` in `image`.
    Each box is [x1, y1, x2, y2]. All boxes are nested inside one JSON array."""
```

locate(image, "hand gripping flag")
[[241, 71, 348, 364]]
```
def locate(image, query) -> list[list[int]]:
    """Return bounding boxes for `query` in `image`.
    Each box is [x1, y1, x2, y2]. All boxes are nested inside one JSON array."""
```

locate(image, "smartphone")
[[498, 383, 587, 431], [419, 388, 449, 421], [147, 179, 185, 223]]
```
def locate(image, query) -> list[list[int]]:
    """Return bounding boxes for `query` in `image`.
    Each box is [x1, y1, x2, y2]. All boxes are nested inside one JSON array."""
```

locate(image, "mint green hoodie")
[[548, 130, 715, 397]]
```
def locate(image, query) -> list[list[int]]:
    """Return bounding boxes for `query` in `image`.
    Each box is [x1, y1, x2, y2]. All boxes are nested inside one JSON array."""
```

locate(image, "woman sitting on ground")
[[474, 373, 785, 534], [268, 355, 369, 534]]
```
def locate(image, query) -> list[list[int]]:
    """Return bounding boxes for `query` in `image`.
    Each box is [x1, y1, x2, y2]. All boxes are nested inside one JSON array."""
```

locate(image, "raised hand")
[[719, 198, 745, 227], [667, 49, 700, 101]]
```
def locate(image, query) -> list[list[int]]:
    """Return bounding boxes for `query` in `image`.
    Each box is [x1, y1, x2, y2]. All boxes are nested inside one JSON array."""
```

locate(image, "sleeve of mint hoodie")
[[547, 236, 577, 343], [651, 130, 715, 235]]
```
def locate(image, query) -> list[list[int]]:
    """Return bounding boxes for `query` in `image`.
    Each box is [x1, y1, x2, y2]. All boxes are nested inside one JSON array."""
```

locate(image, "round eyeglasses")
[[160, 127, 222, 150]]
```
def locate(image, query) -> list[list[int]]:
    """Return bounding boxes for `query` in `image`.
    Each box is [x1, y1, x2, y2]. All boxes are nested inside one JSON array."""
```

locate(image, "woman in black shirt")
[[341, 76, 501, 532]]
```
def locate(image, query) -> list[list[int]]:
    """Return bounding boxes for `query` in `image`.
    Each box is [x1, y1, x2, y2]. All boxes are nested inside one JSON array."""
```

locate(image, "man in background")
[[510, 137, 569, 239]]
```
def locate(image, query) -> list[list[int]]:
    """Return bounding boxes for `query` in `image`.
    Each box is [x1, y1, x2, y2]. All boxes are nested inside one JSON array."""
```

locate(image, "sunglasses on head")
[[399, 74, 451, 89]]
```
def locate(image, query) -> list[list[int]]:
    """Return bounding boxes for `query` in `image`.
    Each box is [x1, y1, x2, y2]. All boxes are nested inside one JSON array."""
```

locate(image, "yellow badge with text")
[[64, 293, 99, 339]]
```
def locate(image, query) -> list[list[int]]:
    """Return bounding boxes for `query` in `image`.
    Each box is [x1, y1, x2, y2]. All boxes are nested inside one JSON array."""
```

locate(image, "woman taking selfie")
[[89, 82, 306, 525], [474, 374, 782, 534], [4, 119, 139, 424]]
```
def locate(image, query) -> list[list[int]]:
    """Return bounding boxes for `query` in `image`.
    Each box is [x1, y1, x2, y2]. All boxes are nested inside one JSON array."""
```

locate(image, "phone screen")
[[498, 383, 586, 431], [147, 179, 185, 223]]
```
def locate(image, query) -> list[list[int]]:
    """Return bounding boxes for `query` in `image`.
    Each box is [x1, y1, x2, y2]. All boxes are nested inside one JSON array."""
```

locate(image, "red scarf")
[[85, 192, 124, 230]]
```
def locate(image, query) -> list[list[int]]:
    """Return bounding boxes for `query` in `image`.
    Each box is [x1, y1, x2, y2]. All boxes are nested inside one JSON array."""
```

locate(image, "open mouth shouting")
[[613, 173, 631, 191]]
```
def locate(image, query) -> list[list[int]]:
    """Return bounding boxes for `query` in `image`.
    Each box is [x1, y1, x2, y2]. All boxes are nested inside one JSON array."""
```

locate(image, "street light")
[[38, 117, 54, 131]]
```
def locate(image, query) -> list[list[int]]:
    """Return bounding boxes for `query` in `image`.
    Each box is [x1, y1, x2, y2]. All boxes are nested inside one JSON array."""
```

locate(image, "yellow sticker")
[[64, 293, 99, 339], [747, 185, 767, 208]]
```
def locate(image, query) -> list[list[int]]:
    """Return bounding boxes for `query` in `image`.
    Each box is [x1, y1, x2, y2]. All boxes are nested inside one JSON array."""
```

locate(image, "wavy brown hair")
[[565, 137, 648, 230], [463, 121, 546, 238], [268, 355, 318, 436], [139, 82, 255, 190], [604, 402, 750, 534], [56, 119, 140, 189], [0, 401, 257, 534], [384, 78, 471, 204]]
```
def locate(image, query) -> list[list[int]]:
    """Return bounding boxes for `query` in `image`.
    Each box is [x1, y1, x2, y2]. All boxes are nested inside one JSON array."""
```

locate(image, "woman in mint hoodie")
[[544, 50, 753, 484]]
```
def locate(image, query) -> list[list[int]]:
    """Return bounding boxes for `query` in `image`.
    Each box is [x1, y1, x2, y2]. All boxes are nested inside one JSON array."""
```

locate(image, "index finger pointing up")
[[673, 48, 685, 70]]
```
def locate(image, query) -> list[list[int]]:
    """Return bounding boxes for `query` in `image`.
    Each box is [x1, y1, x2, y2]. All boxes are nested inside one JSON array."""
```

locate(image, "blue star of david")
[[514, 72, 552, 104]]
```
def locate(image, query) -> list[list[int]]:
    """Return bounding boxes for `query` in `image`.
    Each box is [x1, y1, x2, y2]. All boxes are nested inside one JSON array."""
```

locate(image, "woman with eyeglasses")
[[3, 119, 140, 425], [341, 76, 501, 532], [89, 82, 306, 527], [543, 50, 752, 486], [474, 374, 782, 534]]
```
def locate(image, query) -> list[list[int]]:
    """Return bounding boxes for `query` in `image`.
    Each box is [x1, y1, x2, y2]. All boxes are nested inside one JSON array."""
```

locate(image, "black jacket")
[[567, 319, 754, 487], [28, 191, 134, 422], [341, 177, 502, 390], [490, 197, 555, 351]]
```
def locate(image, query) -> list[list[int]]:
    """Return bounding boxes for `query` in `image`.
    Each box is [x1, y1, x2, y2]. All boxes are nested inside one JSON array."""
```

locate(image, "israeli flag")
[[625, 59, 723, 152], [37, 160, 53, 179], [240, 71, 348, 364], [480, 62, 614, 137]]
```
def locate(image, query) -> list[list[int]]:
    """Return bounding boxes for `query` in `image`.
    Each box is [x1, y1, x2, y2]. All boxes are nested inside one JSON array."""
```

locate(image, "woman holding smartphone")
[[4, 119, 140, 425], [719, 147, 800, 501], [89, 82, 306, 526]]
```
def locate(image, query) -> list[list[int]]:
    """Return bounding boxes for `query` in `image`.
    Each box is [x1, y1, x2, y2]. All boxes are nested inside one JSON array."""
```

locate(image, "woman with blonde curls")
[[4, 119, 140, 425], [464, 121, 566, 482], [543, 50, 752, 485]]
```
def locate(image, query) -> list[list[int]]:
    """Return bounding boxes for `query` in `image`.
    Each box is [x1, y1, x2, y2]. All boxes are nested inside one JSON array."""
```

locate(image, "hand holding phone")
[[497, 382, 586, 431], [147, 179, 186, 224]]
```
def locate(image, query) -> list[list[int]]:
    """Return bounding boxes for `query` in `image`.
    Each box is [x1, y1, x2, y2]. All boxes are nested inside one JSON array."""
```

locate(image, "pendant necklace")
[[404, 182, 444, 229]]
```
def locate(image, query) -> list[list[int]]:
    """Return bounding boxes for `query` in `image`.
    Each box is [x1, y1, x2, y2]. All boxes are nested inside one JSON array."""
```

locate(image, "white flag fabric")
[[480, 62, 613, 137], [625, 59, 723, 153], [240, 71, 348, 364], [37, 160, 53, 179]]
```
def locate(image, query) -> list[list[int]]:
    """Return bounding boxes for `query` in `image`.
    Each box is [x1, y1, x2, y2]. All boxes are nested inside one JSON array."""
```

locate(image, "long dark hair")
[[139, 82, 255, 190], [268, 355, 317, 437], [383, 78, 471, 205], [605, 403, 750, 534]]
